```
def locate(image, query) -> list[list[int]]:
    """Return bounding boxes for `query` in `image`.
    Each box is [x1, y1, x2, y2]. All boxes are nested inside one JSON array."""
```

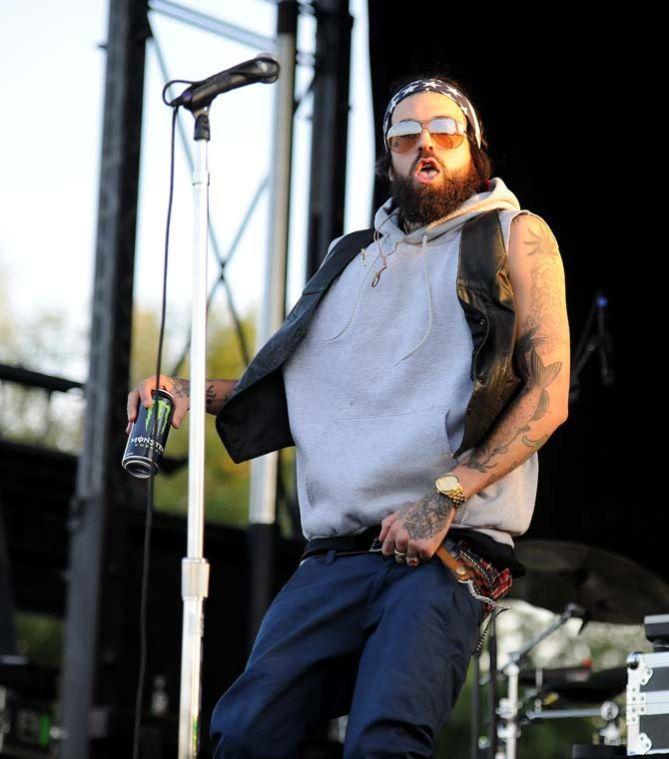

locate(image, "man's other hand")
[[378, 489, 456, 567]]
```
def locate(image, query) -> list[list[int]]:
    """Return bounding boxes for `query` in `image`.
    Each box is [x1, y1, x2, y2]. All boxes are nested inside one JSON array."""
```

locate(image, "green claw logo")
[[145, 398, 171, 437]]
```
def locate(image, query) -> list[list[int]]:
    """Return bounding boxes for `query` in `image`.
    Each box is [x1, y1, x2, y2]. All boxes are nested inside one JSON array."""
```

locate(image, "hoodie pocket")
[[298, 404, 457, 515]]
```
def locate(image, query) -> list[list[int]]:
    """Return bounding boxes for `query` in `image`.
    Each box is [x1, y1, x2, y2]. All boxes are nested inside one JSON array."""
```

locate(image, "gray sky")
[[0, 0, 374, 380]]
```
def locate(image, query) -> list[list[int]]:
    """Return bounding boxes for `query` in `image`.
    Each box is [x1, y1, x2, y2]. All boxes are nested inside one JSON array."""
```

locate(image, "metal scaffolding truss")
[[147, 0, 317, 373]]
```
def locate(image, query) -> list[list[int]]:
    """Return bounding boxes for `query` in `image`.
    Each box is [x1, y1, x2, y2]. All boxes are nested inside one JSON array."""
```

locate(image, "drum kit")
[[470, 540, 669, 758]]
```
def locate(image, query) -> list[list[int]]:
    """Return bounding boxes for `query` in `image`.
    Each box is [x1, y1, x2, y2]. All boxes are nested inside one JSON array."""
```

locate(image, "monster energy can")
[[122, 388, 175, 478]]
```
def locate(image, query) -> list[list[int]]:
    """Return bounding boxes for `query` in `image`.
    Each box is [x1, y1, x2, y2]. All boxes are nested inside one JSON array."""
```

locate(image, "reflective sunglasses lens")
[[388, 134, 420, 153], [432, 133, 465, 149]]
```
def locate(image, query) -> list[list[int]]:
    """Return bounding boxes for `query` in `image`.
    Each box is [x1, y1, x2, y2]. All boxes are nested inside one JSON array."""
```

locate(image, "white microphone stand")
[[164, 53, 280, 759], [178, 107, 211, 759]]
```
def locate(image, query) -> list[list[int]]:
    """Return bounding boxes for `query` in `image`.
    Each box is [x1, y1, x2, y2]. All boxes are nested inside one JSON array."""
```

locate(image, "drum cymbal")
[[510, 540, 669, 624], [520, 664, 627, 704]]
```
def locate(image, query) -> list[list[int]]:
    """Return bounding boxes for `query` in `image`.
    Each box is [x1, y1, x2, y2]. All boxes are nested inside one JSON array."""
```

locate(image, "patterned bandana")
[[382, 78, 482, 152]]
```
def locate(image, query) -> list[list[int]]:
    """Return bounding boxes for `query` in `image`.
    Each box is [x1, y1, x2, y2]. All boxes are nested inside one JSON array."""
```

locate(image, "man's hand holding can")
[[126, 374, 191, 435]]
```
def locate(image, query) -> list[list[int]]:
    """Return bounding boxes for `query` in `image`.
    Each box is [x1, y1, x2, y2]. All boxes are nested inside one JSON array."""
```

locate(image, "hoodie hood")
[[373, 176, 521, 247]]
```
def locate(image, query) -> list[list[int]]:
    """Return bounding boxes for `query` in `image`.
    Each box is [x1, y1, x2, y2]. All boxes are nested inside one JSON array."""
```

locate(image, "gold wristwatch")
[[435, 473, 466, 508]]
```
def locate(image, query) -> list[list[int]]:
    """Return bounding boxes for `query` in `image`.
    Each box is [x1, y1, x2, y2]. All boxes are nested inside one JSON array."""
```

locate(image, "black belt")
[[300, 525, 461, 562]]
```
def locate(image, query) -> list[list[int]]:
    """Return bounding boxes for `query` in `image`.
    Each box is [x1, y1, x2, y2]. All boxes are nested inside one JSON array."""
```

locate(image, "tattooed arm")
[[448, 212, 570, 498], [166, 377, 239, 417], [379, 213, 570, 565], [204, 379, 239, 415]]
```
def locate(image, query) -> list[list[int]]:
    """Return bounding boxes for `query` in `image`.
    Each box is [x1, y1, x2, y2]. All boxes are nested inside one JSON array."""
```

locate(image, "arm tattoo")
[[520, 217, 566, 353], [402, 490, 454, 540], [205, 382, 216, 413], [462, 325, 561, 474], [522, 216, 560, 258], [172, 378, 190, 399], [205, 380, 238, 414]]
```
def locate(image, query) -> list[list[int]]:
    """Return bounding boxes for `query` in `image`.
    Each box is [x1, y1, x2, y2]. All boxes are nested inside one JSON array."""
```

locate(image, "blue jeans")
[[210, 548, 483, 758]]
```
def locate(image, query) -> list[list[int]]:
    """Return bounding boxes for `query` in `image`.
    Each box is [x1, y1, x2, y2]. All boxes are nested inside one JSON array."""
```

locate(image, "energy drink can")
[[122, 388, 175, 478]]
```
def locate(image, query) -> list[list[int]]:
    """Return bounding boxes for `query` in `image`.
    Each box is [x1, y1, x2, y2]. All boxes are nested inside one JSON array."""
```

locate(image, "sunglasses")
[[386, 117, 467, 154]]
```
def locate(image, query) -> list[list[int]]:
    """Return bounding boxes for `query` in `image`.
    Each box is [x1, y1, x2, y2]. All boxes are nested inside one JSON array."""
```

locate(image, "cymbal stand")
[[525, 700, 621, 742], [497, 603, 583, 759]]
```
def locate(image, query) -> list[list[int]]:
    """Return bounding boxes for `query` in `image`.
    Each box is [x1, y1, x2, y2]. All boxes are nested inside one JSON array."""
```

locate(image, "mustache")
[[388, 159, 482, 227]]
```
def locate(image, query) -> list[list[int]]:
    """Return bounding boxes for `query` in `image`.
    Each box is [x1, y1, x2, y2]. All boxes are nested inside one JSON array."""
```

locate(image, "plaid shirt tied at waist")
[[449, 539, 513, 655]]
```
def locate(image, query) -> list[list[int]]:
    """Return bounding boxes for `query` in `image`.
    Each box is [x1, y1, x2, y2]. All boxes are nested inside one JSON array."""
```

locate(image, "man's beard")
[[389, 157, 483, 231]]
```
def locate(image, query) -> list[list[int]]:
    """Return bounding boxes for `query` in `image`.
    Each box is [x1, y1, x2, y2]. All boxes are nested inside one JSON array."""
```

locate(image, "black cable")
[[162, 78, 195, 106], [132, 104, 178, 759], [133, 475, 155, 759]]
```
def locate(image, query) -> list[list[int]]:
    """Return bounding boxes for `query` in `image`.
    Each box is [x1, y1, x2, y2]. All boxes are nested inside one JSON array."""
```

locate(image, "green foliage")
[[0, 299, 86, 452], [0, 290, 262, 525], [14, 612, 63, 669]]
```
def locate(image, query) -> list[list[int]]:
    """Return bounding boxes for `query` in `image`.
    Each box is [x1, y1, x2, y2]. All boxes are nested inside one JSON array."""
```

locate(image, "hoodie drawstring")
[[392, 233, 433, 365]]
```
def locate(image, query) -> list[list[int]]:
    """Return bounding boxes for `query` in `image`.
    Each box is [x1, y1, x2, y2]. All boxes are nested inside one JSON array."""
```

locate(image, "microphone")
[[169, 53, 280, 111]]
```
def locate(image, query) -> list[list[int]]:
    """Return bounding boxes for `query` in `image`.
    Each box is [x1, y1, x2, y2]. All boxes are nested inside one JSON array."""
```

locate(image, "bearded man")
[[127, 73, 570, 758]]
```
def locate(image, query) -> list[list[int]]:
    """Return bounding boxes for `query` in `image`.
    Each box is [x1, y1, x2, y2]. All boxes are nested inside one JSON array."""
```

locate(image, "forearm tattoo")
[[205, 382, 217, 413], [161, 377, 235, 415], [172, 378, 190, 399], [205, 380, 237, 414], [402, 489, 454, 540]]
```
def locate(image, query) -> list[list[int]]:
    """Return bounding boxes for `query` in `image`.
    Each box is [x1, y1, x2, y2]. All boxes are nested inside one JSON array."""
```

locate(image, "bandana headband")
[[382, 78, 482, 152]]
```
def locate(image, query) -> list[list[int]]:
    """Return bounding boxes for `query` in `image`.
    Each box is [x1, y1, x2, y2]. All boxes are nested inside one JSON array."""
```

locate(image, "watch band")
[[435, 474, 467, 508]]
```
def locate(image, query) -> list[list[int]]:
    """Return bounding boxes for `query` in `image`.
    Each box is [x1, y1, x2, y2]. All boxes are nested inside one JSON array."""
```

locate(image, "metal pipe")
[[247, 0, 298, 644]]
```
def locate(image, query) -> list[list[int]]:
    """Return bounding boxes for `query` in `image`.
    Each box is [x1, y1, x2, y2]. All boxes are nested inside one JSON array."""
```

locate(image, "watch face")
[[437, 475, 458, 491]]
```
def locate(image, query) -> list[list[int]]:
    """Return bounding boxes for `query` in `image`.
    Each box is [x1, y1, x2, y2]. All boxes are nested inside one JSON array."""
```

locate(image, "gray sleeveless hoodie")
[[283, 176, 542, 547]]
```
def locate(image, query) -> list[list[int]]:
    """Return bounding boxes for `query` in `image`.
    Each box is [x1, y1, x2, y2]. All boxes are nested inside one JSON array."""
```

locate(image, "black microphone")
[[170, 53, 280, 111]]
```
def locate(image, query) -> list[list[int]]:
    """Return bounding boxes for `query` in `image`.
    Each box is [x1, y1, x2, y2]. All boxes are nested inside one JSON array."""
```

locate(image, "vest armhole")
[[502, 210, 531, 258]]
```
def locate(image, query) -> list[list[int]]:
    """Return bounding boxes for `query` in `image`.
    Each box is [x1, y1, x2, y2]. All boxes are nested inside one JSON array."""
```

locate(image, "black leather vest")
[[216, 209, 522, 463]]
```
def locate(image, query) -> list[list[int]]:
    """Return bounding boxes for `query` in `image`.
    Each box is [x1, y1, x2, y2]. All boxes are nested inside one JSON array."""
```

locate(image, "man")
[[127, 75, 570, 757]]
